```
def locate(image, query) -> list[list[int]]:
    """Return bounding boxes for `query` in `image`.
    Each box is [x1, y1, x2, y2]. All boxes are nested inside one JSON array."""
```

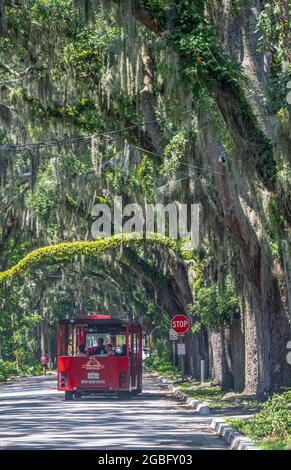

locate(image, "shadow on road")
[[0, 374, 228, 450]]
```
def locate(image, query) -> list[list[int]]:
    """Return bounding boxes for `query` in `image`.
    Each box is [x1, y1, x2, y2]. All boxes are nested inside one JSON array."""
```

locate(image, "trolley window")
[[82, 325, 127, 356], [59, 322, 129, 357]]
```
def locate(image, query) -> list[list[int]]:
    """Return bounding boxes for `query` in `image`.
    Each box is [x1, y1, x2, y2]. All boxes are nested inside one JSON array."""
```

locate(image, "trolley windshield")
[[84, 325, 127, 355], [59, 322, 128, 357]]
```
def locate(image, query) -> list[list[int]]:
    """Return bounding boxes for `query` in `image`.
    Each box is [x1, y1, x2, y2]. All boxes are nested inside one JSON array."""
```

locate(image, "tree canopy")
[[0, 0, 290, 398]]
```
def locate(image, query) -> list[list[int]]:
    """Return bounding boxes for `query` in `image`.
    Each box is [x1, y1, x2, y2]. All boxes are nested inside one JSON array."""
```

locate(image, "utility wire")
[[0, 108, 225, 178], [0, 108, 195, 152], [134, 145, 224, 176]]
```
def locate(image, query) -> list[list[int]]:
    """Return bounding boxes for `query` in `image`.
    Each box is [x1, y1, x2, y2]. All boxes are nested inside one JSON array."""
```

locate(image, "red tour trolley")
[[57, 315, 142, 400]]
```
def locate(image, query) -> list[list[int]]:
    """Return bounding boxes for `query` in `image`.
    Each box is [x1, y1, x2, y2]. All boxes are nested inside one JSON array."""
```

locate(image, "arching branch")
[[0, 233, 190, 285]]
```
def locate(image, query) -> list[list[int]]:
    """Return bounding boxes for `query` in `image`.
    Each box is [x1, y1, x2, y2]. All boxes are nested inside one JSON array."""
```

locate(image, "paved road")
[[0, 374, 227, 450]]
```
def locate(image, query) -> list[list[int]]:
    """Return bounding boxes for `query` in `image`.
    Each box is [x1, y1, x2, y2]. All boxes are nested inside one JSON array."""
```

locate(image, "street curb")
[[158, 376, 210, 415], [156, 374, 259, 450], [211, 418, 259, 450]]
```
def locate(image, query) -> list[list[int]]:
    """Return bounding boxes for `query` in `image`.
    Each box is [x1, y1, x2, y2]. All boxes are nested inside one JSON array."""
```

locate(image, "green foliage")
[[58, 149, 92, 176], [171, 0, 243, 96], [125, 154, 158, 203], [189, 274, 240, 331], [168, 0, 280, 188], [0, 0, 121, 139], [25, 148, 92, 219], [177, 382, 224, 403], [0, 0, 289, 398], [227, 389, 291, 450], [0, 233, 192, 285], [27, 165, 60, 219], [266, 71, 291, 114], [267, 194, 286, 237], [140, 0, 168, 28], [63, 17, 119, 78], [230, 0, 252, 13], [1, 241, 33, 268], [161, 130, 188, 175], [146, 303, 170, 341], [0, 360, 43, 382], [255, 1, 290, 69], [144, 353, 178, 377], [3, 0, 75, 66], [0, 360, 18, 381], [30, 0, 74, 31], [11, 313, 42, 364], [0, 303, 42, 366]]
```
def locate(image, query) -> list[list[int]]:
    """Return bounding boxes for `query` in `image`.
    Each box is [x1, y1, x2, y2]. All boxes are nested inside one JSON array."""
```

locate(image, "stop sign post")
[[170, 315, 190, 380], [171, 315, 190, 336]]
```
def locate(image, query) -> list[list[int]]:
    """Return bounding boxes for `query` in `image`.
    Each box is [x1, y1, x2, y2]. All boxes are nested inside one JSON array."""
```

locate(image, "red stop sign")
[[171, 315, 190, 336]]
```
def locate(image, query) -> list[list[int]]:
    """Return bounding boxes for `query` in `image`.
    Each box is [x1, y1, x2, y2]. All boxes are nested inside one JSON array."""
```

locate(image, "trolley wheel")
[[130, 389, 139, 396], [117, 391, 131, 400], [74, 392, 82, 399], [65, 391, 74, 401]]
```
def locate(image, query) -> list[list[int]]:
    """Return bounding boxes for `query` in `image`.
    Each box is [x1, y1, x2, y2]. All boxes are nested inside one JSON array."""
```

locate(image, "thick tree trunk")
[[229, 317, 245, 392], [268, 278, 291, 392], [243, 277, 291, 399], [208, 329, 234, 391], [221, 328, 234, 391], [196, 328, 209, 381], [209, 330, 223, 383]]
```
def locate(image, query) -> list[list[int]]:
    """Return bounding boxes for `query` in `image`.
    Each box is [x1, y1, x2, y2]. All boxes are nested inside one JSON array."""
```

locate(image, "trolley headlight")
[[119, 371, 128, 388]]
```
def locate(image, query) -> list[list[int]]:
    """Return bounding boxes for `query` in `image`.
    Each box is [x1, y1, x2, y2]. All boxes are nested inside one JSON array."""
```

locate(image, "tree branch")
[[139, 45, 165, 156], [199, 111, 262, 299], [114, 0, 165, 34]]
